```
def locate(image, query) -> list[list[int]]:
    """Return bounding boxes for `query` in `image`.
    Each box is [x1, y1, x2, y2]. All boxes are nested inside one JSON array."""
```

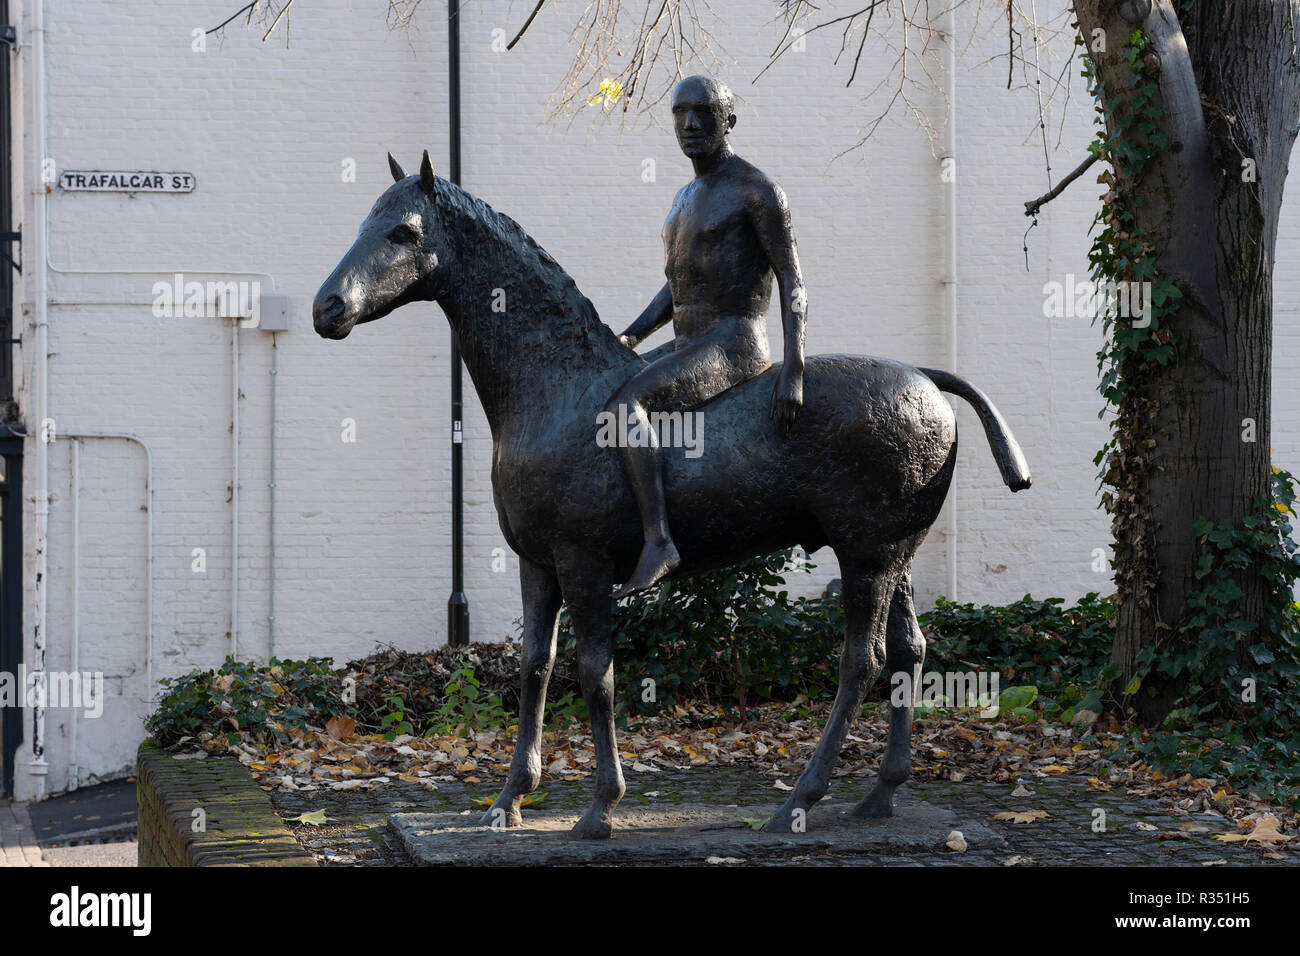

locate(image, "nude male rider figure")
[[607, 75, 807, 600]]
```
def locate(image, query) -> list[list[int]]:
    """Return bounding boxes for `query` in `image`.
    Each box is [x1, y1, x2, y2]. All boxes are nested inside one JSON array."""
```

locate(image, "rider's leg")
[[605, 336, 765, 598], [607, 392, 678, 599]]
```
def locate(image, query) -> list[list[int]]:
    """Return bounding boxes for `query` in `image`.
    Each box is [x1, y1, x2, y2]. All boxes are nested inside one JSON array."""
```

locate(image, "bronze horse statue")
[[313, 151, 1031, 839]]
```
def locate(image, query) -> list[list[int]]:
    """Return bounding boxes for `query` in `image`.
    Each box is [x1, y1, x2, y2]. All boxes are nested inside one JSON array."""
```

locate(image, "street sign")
[[58, 170, 195, 193]]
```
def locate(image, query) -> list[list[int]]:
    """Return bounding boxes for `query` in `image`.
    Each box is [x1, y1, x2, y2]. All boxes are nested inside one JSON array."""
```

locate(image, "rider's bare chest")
[[661, 182, 751, 257]]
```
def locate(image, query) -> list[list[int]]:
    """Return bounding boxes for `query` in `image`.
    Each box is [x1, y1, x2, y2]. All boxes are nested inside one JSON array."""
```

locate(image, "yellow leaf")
[[289, 809, 330, 826]]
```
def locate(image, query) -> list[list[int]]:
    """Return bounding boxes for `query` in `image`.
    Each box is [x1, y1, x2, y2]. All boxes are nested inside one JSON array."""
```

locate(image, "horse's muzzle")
[[313, 294, 353, 339]]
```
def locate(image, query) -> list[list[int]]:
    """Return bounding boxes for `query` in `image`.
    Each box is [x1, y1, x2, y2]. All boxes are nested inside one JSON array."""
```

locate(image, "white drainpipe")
[[268, 332, 278, 657], [231, 318, 240, 659], [68, 436, 77, 789], [942, 5, 959, 602], [28, 0, 50, 796]]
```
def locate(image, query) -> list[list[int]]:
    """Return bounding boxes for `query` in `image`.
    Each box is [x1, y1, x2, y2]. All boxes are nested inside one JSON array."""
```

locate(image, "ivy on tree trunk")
[[1073, 0, 1300, 724]]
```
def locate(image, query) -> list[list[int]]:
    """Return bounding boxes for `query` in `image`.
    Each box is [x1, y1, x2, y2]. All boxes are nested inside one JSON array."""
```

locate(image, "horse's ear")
[[419, 149, 436, 196], [388, 153, 406, 183]]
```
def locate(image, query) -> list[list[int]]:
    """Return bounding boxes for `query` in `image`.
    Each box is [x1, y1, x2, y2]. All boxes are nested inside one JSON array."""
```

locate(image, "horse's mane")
[[433, 177, 614, 352]]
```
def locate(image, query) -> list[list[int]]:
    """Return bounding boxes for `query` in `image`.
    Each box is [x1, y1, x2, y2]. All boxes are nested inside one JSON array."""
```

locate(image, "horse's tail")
[[919, 367, 1032, 492]]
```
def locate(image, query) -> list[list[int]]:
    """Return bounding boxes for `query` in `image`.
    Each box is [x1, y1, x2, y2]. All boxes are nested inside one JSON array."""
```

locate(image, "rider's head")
[[671, 75, 735, 161]]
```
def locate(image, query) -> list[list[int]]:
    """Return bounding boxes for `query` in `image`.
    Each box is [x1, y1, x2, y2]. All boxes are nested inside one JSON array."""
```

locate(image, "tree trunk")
[[1071, 0, 1299, 724]]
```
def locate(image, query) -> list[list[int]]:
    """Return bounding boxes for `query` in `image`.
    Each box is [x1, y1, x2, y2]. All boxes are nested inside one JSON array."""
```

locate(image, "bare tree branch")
[[508, 1, 550, 50], [208, 1, 297, 42], [543, 1, 730, 122], [262, 0, 296, 43], [207, 2, 257, 35], [1023, 150, 1099, 216]]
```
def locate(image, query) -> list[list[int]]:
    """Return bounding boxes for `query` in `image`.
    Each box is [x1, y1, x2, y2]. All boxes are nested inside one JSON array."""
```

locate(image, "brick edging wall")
[[136, 741, 317, 867]]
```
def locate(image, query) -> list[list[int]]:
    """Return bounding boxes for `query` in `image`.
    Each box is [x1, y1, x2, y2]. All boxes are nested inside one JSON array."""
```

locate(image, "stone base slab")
[[389, 793, 1005, 866]]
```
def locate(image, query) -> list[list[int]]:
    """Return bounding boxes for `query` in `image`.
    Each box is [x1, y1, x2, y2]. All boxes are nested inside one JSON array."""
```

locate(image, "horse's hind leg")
[[762, 558, 899, 833], [557, 552, 625, 839], [854, 574, 924, 819], [480, 558, 561, 827]]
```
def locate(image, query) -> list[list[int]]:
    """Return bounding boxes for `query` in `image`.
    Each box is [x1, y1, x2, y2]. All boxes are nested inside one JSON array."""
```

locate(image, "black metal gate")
[[0, 0, 21, 798], [0, 0, 16, 413], [0, 433, 21, 798]]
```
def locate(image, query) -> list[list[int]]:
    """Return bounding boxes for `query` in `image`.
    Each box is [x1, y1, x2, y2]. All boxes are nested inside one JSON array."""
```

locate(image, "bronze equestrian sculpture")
[[314, 146, 1031, 841]]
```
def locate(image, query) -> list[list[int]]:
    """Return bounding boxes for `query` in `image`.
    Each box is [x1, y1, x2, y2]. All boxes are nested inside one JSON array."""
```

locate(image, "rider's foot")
[[613, 538, 681, 600]]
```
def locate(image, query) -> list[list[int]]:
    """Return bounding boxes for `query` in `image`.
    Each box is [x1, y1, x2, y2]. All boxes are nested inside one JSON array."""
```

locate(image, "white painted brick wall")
[[8, 0, 1299, 796]]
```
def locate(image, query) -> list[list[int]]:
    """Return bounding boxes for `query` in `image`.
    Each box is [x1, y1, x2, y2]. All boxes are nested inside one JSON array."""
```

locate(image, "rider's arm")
[[619, 282, 673, 349], [748, 180, 806, 376]]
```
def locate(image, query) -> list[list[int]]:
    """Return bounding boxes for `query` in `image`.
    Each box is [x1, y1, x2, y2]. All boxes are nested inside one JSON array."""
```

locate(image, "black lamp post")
[[446, 0, 470, 646]]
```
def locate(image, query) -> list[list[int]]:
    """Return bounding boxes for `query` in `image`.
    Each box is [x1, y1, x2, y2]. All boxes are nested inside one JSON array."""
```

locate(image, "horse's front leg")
[[557, 553, 624, 839], [480, 558, 561, 828]]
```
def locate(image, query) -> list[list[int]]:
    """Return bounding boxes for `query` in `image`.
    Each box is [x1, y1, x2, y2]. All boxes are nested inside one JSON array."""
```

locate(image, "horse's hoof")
[[569, 809, 613, 840], [760, 801, 807, 834], [479, 804, 522, 828], [852, 789, 894, 819]]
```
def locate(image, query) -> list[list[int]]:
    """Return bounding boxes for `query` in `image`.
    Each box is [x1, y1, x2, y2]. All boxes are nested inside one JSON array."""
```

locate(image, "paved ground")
[[41, 840, 138, 867], [26, 779, 137, 844], [272, 765, 1300, 866], [0, 800, 49, 867], [1, 780, 138, 868], [7, 767, 1293, 869]]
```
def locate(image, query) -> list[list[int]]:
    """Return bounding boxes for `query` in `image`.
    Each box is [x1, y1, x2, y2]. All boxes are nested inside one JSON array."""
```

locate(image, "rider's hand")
[[618, 332, 639, 350], [770, 366, 803, 437]]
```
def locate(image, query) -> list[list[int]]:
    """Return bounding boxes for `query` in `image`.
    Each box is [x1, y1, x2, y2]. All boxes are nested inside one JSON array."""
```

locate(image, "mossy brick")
[[136, 741, 316, 868]]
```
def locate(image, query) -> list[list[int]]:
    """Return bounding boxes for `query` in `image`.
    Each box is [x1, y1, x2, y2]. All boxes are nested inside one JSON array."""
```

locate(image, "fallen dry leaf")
[[325, 716, 356, 740], [1214, 814, 1291, 844], [945, 829, 967, 852], [994, 809, 1050, 824], [288, 809, 331, 826]]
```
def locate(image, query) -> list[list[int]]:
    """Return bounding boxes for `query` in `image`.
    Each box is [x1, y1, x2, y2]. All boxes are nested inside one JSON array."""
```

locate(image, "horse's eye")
[[387, 224, 419, 245]]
